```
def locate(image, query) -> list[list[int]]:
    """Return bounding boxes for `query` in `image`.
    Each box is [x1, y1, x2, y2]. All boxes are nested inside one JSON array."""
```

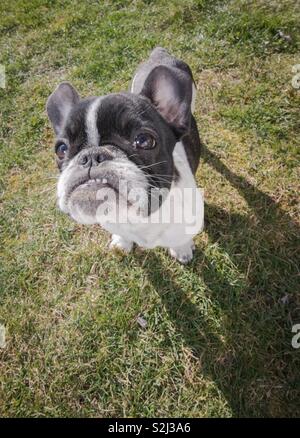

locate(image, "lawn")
[[0, 0, 299, 417]]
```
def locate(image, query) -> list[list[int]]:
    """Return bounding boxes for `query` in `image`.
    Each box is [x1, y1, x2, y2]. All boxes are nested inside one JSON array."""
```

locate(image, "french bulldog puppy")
[[46, 47, 204, 263]]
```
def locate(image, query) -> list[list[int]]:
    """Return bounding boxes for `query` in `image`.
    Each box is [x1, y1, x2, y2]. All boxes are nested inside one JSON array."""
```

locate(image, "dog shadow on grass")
[[133, 145, 300, 417]]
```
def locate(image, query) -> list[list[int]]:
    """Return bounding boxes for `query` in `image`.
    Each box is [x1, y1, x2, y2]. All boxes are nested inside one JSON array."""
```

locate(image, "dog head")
[[46, 66, 192, 226]]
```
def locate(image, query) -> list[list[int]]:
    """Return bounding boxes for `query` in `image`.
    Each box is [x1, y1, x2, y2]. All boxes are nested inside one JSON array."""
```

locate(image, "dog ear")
[[140, 65, 192, 139], [46, 82, 80, 135]]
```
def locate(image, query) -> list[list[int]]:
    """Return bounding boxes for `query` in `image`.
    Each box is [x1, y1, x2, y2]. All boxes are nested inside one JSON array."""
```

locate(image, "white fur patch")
[[86, 97, 102, 147], [57, 161, 74, 213], [191, 83, 196, 113]]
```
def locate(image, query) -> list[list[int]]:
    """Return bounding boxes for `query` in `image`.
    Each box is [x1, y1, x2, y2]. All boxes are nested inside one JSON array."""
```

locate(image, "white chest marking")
[[104, 142, 204, 249]]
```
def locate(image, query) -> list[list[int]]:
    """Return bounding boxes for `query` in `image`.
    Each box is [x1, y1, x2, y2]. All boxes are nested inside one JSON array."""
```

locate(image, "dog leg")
[[109, 234, 133, 253], [169, 240, 195, 264]]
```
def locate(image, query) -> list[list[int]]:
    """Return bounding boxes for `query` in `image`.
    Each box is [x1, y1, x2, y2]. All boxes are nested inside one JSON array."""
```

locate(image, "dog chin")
[[67, 185, 151, 226], [67, 179, 113, 225]]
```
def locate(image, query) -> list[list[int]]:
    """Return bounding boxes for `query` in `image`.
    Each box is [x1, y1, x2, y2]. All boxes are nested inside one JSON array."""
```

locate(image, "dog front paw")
[[109, 235, 133, 253], [169, 241, 194, 264]]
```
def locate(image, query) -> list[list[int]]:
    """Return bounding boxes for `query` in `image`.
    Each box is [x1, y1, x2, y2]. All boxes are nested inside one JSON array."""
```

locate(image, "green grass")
[[0, 0, 300, 417]]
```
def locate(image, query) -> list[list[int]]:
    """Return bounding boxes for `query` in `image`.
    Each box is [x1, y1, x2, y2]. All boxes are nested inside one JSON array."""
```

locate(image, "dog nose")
[[78, 149, 108, 167]]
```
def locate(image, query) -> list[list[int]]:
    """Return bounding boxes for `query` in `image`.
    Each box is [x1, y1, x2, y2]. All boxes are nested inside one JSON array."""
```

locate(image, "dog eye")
[[56, 143, 68, 159], [133, 133, 156, 149]]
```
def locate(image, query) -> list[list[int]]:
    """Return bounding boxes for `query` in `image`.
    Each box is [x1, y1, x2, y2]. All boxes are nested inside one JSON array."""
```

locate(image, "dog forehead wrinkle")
[[86, 97, 102, 147], [96, 94, 173, 143], [98, 93, 154, 130]]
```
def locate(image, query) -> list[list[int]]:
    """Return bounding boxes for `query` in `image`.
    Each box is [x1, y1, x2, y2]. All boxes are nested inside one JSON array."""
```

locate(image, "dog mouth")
[[66, 174, 139, 213], [69, 177, 114, 196], [58, 159, 162, 223]]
